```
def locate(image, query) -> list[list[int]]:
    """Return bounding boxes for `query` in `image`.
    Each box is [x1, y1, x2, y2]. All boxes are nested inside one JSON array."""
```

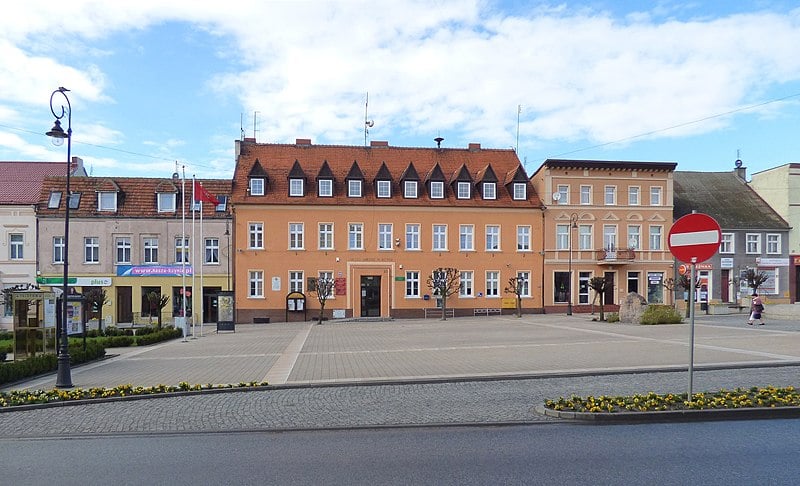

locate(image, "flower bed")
[[544, 386, 799, 413]]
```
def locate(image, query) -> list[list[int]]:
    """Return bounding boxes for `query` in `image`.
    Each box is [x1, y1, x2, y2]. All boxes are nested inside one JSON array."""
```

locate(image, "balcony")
[[596, 249, 635, 264]]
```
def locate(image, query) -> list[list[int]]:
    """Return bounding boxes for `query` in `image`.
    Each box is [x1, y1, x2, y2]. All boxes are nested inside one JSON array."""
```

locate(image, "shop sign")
[[756, 257, 789, 267], [720, 257, 734, 268], [117, 265, 192, 277]]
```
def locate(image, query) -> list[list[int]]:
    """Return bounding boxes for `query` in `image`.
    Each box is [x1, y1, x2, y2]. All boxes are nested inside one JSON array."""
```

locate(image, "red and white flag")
[[193, 180, 219, 205]]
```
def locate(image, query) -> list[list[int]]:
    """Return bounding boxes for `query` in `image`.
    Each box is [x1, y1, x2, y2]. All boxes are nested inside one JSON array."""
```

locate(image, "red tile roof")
[[232, 140, 542, 208], [0, 161, 68, 204], [37, 176, 231, 219]]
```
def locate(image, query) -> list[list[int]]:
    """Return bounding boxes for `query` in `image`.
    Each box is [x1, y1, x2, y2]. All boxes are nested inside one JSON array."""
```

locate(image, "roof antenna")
[[516, 104, 521, 153], [735, 149, 743, 168], [240, 113, 245, 141], [253, 111, 260, 141], [434, 136, 444, 148], [364, 92, 374, 146]]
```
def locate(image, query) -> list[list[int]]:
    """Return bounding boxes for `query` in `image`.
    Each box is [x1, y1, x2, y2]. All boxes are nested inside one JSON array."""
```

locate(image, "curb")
[[535, 404, 800, 423]]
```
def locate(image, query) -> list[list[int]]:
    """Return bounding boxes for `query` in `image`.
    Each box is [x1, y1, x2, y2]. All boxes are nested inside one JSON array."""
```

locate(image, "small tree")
[[427, 267, 460, 321], [588, 276, 612, 321], [311, 276, 336, 324], [674, 274, 701, 318], [146, 291, 170, 329], [662, 278, 677, 309], [504, 276, 525, 317], [84, 288, 109, 332], [744, 269, 769, 296]]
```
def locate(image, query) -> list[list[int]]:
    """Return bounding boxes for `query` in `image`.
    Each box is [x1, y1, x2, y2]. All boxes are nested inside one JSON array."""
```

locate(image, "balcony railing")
[[596, 249, 636, 263]]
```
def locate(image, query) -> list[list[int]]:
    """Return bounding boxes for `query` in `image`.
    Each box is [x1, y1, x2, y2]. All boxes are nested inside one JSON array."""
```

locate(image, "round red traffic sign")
[[668, 213, 721, 264]]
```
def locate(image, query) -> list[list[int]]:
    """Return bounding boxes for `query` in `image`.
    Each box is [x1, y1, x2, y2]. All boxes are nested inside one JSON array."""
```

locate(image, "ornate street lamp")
[[46, 87, 73, 388], [224, 219, 232, 291], [567, 212, 578, 316]]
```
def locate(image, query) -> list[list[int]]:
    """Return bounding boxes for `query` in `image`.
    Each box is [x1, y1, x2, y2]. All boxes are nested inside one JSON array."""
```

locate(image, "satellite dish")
[[552, 192, 561, 201], [735, 159, 743, 168]]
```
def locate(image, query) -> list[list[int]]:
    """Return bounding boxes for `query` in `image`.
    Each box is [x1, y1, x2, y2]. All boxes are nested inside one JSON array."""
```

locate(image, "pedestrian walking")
[[748, 293, 765, 326]]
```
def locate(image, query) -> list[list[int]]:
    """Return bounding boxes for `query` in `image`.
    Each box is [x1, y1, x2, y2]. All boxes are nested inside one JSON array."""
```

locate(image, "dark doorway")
[[117, 286, 132, 324], [604, 272, 615, 306], [360, 276, 381, 317], [721, 270, 730, 302], [203, 287, 222, 323]]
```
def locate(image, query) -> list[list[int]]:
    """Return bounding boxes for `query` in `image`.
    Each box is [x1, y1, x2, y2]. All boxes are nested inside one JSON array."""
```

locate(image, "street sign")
[[668, 213, 721, 264]]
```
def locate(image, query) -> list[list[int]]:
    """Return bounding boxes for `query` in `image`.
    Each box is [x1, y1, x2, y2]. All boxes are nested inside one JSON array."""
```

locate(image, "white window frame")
[[517, 226, 531, 251], [482, 182, 496, 200], [249, 223, 264, 249], [85, 237, 100, 264], [174, 237, 189, 264], [157, 193, 176, 213], [650, 186, 662, 206], [432, 224, 448, 251], [143, 237, 158, 264], [349, 223, 364, 250], [459, 225, 474, 251], [485, 225, 500, 251], [318, 271, 335, 299], [746, 233, 761, 254], [430, 181, 444, 199], [627, 225, 641, 250], [289, 223, 304, 250], [318, 223, 334, 250], [98, 192, 117, 211], [580, 185, 591, 205], [517, 271, 530, 297], [248, 270, 264, 298], [115, 237, 131, 264], [53, 236, 64, 264], [205, 238, 219, 264], [378, 223, 393, 250], [377, 180, 391, 198], [318, 179, 333, 197], [557, 185, 569, 204], [459, 271, 474, 297], [720, 233, 734, 254], [556, 224, 569, 250], [48, 191, 62, 209], [649, 226, 662, 251], [348, 180, 362, 197], [289, 271, 304, 293], [485, 271, 500, 297], [289, 179, 304, 197], [249, 178, 265, 196], [457, 182, 471, 199], [406, 224, 420, 250], [628, 186, 640, 206], [578, 225, 592, 250], [513, 183, 526, 200], [9, 234, 23, 260], [766, 233, 781, 254], [405, 271, 420, 297], [604, 186, 616, 205], [603, 225, 617, 250], [404, 181, 418, 198]]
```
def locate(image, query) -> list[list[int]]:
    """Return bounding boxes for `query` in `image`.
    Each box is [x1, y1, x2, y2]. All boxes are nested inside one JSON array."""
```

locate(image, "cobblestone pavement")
[[1, 313, 798, 438]]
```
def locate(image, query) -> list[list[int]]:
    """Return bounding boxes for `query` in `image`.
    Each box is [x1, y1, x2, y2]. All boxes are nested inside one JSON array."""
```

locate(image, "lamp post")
[[567, 212, 578, 316], [224, 219, 231, 291], [46, 87, 73, 388]]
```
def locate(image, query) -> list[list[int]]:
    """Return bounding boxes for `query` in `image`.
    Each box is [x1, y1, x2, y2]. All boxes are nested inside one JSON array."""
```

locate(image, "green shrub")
[[606, 313, 620, 323], [102, 335, 135, 348], [135, 328, 182, 346], [640, 304, 683, 325]]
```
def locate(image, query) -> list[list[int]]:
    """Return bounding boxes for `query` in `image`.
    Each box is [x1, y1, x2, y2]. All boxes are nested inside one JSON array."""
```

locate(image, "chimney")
[[734, 158, 746, 181], [468, 143, 481, 151], [296, 138, 312, 146], [370, 140, 389, 147], [70, 156, 87, 176]]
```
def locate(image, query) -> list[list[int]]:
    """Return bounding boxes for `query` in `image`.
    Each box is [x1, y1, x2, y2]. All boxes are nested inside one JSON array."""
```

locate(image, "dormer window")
[[68, 193, 81, 209], [289, 178, 304, 197], [430, 181, 444, 199], [377, 180, 391, 198], [215, 196, 228, 212], [318, 179, 333, 197], [249, 178, 265, 196], [48, 191, 62, 208], [158, 193, 176, 212], [348, 180, 362, 197], [457, 182, 471, 199], [513, 183, 526, 200], [482, 182, 496, 200], [404, 181, 418, 198], [98, 192, 117, 211]]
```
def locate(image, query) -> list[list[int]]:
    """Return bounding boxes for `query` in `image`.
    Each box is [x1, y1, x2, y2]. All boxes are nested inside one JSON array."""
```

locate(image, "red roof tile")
[[0, 161, 68, 204]]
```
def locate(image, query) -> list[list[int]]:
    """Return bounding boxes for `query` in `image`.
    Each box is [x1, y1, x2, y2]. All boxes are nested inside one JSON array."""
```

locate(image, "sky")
[[1, 0, 799, 180]]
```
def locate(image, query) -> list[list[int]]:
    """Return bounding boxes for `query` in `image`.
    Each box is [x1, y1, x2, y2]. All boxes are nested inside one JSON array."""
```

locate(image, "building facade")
[[231, 138, 544, 322], [748, 163, 800, 303], [37, 175, 231, 328], [674, 167, 791, 306], [531, 159, 677, 312]]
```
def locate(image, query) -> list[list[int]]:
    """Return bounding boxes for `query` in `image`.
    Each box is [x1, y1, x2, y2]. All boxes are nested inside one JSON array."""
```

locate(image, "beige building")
[[531, 159, 677, 312], [749, 163, 800, 303]]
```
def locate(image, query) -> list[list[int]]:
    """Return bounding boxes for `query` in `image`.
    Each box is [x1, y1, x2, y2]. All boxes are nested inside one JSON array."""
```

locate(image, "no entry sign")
[[668, 213, 722, 264]]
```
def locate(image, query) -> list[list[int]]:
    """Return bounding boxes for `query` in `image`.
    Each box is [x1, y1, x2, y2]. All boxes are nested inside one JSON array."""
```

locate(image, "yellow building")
[[531, 159, 677, 312], [231, 138, 544, 322]]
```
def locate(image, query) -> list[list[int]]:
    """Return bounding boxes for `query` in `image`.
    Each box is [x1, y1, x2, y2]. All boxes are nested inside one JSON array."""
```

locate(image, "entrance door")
[[604, 272, 615, 306], [360, 276, 381, 317], [721, 270, 730, 302], [203, 287, 221, 323], [117, 286, 132, 324]]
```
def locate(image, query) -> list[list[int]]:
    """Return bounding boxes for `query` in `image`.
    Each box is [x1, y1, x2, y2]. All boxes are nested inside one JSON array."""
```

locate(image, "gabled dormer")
[[374, 162, 393, 198], [248, 159, 269, 196], [96, 178, 122, 212], [450, 164, 473, 200], [288, 159, 307, 197], [316, 160, 335, 197], [425, 163, 447, 199], [504, 165, 529, 201], [155, 180, 179, 213], [345, 160, 365, 198], [400, 162, 421, 199], [476, 164, 499, 200]]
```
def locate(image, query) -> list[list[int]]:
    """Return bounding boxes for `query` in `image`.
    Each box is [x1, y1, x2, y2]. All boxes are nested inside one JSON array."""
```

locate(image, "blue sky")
[[1, 0, 799, 180]]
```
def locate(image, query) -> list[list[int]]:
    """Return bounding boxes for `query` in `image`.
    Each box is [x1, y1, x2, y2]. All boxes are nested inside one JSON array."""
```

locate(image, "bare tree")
[[311, 276, 336, 324], [504, 276, 525, 317], [84, 288, 108, 332], [588, 276, 612, 321], [146, 291, 170, 329], [427, 267, 460, 320], [744, 269, 769, 296]]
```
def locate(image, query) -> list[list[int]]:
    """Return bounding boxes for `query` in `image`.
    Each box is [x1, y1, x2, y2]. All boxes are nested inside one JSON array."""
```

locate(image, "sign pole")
[[688, 261, 696, 400]]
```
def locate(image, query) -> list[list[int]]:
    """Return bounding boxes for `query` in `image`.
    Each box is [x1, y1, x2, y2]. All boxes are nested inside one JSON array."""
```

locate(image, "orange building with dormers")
[[230, 138, 544, 322], [530, 159, 677, 313]]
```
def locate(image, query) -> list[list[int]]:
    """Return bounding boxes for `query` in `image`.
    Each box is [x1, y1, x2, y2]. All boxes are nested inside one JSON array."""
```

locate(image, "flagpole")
[[200, 193, 205, 337], [181, 165, 187, 342], [191, 175, 197, 339]]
